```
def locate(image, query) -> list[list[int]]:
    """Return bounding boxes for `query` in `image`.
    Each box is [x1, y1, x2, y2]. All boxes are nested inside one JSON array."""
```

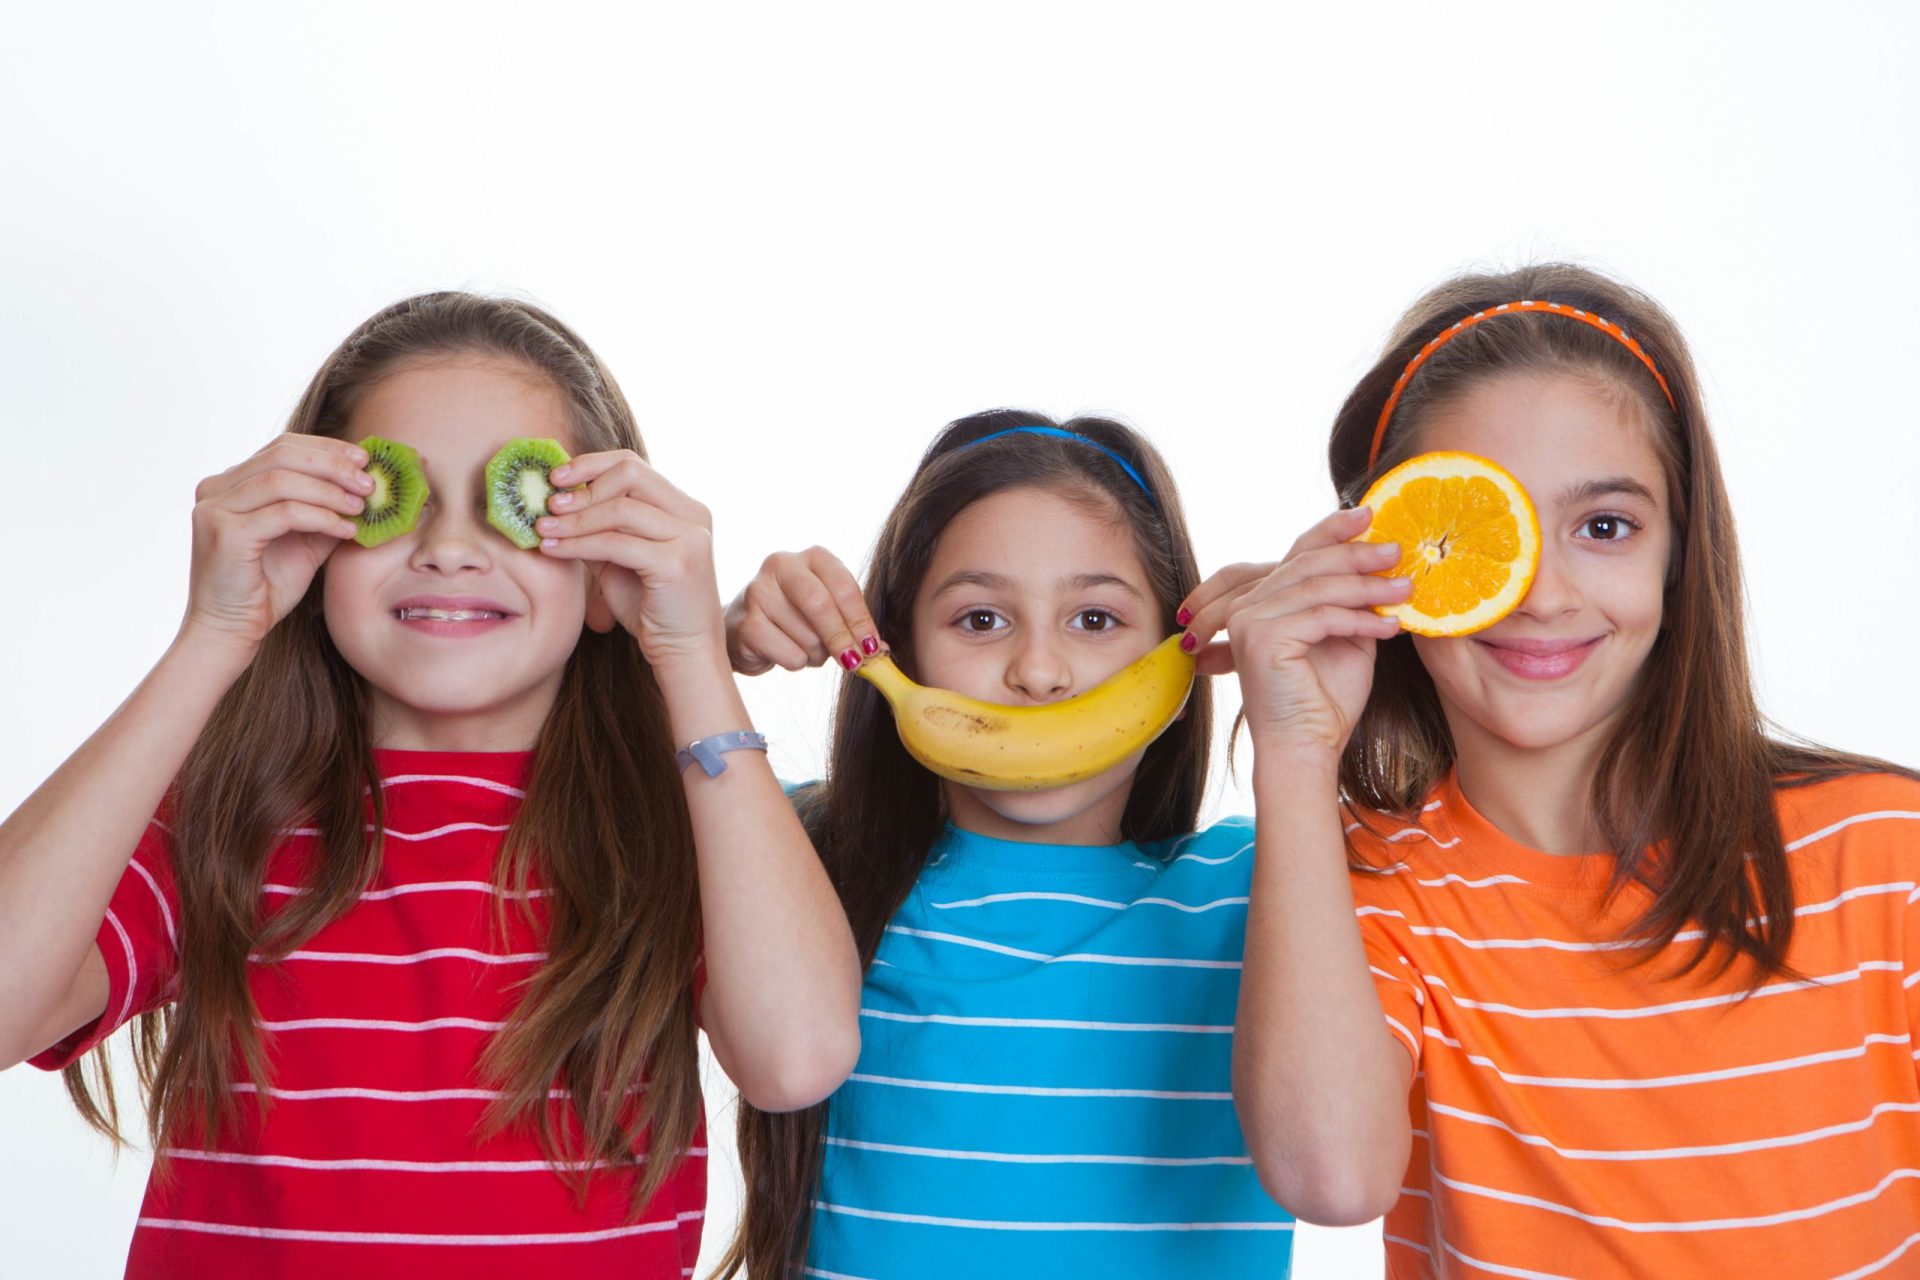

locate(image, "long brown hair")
[[719, 409, 1214, 1277], [63, 292, 703, 1213], [1329, 262, 1914, 980]]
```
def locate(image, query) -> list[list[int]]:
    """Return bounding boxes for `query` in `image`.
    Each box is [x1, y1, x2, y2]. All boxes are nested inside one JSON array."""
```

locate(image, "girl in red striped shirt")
[[0, 293, 862, 1279], [1183, 263, 1920, 1277]]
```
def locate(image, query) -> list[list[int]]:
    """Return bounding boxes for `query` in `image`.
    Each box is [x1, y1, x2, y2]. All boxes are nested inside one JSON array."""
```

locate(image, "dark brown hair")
[[64, 292, 703, 1214], [1329, 262, 1914, 979], [719, 409, 1214, 1276]]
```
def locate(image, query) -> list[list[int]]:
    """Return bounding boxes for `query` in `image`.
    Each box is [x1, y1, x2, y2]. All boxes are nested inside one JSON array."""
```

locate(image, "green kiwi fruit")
[[354, 437, 429, 548], [486, 438, 572, 549]]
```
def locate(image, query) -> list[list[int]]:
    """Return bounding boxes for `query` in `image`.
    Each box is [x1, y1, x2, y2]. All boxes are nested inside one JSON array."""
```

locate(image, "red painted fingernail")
[[839, 649, 861, 670], [1176, 606, 1192, 627], [860, 635, 879, 656], [1180, 632, 1198, 653]]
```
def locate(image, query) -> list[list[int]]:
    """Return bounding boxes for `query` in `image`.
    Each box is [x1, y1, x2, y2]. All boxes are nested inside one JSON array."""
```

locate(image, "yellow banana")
[[853, 634, 1197, 791]]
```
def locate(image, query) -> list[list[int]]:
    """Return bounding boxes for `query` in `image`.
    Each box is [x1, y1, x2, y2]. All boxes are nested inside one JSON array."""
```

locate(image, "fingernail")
[[540, 537, 559, 549], [1180, 632, 1198, 654], [1374, 542, 1401, 559], [355, 473, 375, 491], [1175, 606, 1192, 627], [839, 649, 861, 670], [549, 492, 572, 509], [552, 466, 570, 482], [860, 635, 879, 656], [535, 517, 557, 533]]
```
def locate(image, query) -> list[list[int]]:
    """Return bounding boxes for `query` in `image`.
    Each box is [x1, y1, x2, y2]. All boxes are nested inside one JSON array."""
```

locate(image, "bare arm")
[[1180, 507, 1417, 1224], [0, 436, 370, 1068], [1235, 747, 1414, 1224], [535, 454, 862, 1113]]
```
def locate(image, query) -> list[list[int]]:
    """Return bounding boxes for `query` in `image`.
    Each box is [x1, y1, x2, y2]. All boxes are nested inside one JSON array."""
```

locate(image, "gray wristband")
[[675, 730, 770, 778]]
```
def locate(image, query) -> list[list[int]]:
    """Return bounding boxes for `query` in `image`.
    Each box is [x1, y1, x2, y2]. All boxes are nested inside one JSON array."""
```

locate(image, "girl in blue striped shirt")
[[716, 410, 1296, 1279]]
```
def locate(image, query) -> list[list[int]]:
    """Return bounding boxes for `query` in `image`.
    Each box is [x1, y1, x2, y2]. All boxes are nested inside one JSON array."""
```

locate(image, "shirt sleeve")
[[28, 816, 182, 1071], [1349, 869, 1425, 1070]]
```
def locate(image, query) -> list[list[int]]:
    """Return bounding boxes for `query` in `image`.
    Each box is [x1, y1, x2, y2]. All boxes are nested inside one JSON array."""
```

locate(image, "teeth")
[[397, 608, 504, 622]]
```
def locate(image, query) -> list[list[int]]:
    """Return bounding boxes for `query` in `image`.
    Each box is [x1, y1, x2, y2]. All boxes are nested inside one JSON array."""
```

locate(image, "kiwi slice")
[[354, 437, 429, 548], [486, 438, 572, 549]]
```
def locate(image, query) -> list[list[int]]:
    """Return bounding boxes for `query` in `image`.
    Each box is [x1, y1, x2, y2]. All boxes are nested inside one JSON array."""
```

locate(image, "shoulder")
[[1774, 769, 1920, 860], [1143, 815, 1255, 867]]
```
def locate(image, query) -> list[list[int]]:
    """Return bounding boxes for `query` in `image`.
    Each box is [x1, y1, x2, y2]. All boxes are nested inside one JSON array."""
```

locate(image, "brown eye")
[[1579, 515, 1636, 542], [1074, 610, 1115, 632], [960, 610, 1004, 634]]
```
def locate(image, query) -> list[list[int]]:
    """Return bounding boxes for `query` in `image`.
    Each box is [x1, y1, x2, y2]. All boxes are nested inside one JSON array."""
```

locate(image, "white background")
[[3, 3, 1917, 1276]]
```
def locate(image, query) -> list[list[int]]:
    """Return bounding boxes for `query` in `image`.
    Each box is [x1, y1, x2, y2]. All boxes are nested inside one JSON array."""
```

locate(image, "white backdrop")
[[3, 3, 1917, 1276]]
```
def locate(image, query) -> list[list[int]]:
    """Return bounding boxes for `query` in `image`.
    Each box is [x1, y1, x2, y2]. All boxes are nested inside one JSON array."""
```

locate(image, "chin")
[[973, 784, 1112, 828]]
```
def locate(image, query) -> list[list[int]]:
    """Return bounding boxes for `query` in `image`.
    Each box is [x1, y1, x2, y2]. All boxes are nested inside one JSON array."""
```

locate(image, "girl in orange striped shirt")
[[1181, 263, 1920, 1278]]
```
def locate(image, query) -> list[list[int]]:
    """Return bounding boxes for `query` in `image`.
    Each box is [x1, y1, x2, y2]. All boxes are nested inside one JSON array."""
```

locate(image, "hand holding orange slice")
[[1355, 452, 1540, 637]]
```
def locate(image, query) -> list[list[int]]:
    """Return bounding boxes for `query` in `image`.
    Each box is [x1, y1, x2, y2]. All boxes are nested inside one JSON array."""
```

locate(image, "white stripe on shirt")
[[825, 1136, 1249, 1167], [847, 1072, 1229, 1101], [859, 1007, 1230, 1034], [812, 1201, 1291, 1232], [1424, 1025, 1912, 1089], [885, 926, 1241, 970], [137, 1212, 701, 1246]]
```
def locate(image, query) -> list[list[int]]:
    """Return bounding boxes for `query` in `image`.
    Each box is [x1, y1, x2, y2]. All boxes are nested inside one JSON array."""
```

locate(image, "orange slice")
[[1356, 451, 1540, 637]]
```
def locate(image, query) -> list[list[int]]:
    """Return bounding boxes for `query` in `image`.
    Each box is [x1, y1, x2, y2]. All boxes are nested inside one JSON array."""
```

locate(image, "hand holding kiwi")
[[181, 434, 371, 650], [528, 448, 729, 668]]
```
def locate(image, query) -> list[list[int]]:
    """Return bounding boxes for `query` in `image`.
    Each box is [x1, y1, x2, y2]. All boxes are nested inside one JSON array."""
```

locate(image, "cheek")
[[320, 550, 382, 630], [1409, 635, 1471, 690]]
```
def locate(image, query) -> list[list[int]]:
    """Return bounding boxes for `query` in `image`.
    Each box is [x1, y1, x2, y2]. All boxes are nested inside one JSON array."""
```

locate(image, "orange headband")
[[1366, 299, 1677, 467]]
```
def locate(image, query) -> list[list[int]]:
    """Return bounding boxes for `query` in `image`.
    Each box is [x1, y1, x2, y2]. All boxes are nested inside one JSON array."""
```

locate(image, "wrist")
[[1248, 736, 1344, 787], [171, 618, 262, 679]]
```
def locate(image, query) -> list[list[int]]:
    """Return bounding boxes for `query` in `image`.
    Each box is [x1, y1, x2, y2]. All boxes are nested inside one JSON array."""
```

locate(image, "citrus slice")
[[1356, 451, 1540, 637]]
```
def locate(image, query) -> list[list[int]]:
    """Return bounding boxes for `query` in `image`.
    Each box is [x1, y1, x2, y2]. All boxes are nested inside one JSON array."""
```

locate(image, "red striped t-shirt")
[[1349, 769, 1920, 1279], [32, 749, 707, 1280]]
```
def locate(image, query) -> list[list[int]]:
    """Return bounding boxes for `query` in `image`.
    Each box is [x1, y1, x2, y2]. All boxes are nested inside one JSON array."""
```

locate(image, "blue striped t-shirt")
[[806, 816, 1294, 1279]]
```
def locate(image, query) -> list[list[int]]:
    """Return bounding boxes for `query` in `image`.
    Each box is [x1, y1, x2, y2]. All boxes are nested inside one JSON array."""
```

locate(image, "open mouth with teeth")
[[394, 607, 509, 622]]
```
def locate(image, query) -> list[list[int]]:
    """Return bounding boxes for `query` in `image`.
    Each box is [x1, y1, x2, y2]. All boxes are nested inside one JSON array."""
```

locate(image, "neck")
[[1447, 711, 1613, 855], [370, 696, 552, 753], [942, 779, 1132, 847]]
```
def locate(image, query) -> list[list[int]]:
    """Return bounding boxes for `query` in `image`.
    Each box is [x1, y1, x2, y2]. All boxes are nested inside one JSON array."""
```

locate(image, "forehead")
[[922, 485, 1150, 590], [344, 355, 576, 465], [1412, 370, 1669, 509]]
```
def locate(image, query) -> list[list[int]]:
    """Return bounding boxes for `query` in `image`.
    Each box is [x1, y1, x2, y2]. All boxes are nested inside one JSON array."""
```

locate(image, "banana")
[[853, 634, 1197, 792]]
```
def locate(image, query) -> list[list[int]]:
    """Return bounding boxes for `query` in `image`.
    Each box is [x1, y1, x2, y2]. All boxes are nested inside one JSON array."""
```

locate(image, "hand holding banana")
[[724, 548, 1197, 791]]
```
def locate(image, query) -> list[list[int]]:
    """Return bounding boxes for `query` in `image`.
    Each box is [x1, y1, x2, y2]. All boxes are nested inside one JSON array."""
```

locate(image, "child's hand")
[[532, 450, 726, 668], [1178, 507, 1410, 760], [183, 435, 370, 651], [723, 547, 880, 676]]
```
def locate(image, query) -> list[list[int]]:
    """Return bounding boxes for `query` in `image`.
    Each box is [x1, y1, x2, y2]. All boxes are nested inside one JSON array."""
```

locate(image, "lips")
[[391, 595, 516, 635], [1473, 635, 1602, 680]]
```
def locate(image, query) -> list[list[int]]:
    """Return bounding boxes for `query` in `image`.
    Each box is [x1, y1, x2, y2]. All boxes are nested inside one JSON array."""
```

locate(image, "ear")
[[585, 569, 617, 634]]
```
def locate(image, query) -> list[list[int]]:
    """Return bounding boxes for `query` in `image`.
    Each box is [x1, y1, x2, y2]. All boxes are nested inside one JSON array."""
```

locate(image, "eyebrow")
[[1556, 476, 1660, 507], [929, 570, 1147, 599]]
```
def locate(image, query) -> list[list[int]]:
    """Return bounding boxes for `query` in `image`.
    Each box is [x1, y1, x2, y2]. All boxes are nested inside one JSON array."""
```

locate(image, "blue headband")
[[954, 425, 1158, 506]]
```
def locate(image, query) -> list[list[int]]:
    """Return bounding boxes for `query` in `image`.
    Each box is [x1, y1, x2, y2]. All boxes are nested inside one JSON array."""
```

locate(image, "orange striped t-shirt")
[[1348, 769, 1920, 1279]]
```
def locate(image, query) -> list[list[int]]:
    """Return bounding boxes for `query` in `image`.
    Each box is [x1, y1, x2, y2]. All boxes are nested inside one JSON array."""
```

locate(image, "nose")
[[1004, 631, 1074, 703], [408, 500, 493, 575], [1510, 537, 1579, 621]]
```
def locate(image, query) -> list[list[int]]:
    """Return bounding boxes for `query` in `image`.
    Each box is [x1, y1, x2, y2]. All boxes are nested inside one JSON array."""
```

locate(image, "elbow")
[[1236, 1090, 1408, 1225], [735, 1024, 861, 1114], [1252, 1151, 1403, 1226]]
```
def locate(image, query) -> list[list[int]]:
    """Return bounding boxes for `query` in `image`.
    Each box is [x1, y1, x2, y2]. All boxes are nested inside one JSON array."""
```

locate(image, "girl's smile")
[[1471, 633, 1605, 680], [391, 593, 519, 634]]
